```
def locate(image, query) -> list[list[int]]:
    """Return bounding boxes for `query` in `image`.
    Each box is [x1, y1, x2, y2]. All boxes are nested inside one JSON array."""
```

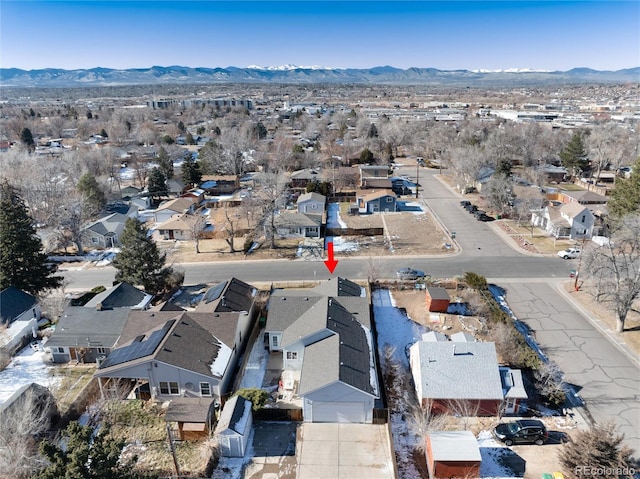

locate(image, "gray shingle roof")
[[46, 307, 132, 349], [411, 341, 503, 400], [0, 286, 37, 324], [195, 277, 256, 313], [95, 312, 239, 379], [85, 282, 152, 310]]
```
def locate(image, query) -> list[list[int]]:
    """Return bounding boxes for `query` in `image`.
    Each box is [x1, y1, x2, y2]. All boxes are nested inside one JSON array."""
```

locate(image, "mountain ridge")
[[1, 65, 638, 88]]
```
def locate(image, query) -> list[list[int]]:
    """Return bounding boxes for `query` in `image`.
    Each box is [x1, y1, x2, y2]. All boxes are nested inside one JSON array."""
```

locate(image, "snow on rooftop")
[[210, 341, 233, 378]]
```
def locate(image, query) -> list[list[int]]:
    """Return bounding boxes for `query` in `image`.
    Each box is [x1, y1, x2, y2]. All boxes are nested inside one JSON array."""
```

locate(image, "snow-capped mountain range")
[[0, 65, 637, 88]]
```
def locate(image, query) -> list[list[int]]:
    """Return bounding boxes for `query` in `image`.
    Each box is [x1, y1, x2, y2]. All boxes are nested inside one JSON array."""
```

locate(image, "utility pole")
[[415, 160, 420, 199]]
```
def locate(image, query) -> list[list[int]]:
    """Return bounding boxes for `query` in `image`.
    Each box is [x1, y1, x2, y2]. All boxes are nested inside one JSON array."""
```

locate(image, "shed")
[[165, 398, 217, 441], [426, 431, 481, 478], [214, 395, 253, 457], [426, 287, 450, 313]]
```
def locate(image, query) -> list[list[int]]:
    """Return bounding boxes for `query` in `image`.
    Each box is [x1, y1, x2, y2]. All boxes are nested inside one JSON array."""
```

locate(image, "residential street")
[[60, 167, 640, 455]]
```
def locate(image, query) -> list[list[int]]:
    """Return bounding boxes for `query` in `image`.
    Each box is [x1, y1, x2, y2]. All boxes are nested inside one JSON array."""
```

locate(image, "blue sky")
[[1, 1, 638, 71]]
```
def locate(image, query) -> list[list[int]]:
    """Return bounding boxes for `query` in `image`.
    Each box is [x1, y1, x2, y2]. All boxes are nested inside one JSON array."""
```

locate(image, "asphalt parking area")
[[244, 422, 395, 479]]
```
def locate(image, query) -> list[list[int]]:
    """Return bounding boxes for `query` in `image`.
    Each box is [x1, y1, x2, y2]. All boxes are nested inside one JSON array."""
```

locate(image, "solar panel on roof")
[[99, 319, 175, 369], [203, 281, 227, 304]]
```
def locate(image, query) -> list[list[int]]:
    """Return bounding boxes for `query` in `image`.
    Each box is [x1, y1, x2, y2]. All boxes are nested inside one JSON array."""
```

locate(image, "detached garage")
[[214, 395, 253, 457], [426, 431, 481, 478]]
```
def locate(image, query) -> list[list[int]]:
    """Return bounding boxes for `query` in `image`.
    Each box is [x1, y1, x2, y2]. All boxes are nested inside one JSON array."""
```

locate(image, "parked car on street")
[[493, 419, 548, 446], [557, 247, 581, 259], [396, 267, 426, 280]]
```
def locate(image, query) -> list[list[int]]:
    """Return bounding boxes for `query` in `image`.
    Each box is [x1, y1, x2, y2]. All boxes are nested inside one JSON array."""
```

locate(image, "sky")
[[1, 1, 638, 72]]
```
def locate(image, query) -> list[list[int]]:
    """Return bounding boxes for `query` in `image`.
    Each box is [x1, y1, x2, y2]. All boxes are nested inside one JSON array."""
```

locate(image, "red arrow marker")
[[324, 241, 339, 273]]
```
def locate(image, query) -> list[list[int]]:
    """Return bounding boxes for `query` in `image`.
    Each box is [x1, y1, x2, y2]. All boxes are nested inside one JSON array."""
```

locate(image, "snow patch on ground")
[[0, 342, 59, 405], [326, 235, 359, 252], [326, 202, 347, 229]]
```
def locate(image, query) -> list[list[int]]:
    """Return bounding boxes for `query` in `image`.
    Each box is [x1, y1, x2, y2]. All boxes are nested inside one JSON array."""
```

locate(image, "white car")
[[557, 247, 581, 259]]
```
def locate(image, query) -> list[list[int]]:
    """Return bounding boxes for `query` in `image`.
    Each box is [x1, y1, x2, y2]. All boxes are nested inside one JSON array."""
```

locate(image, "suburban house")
[[81, 212, 129, 249], [214, 395, 253, 457], [85, 282, 153, 311], [531, 202, 595, 239], [180, 188, 206, 205], [93, 310, 245, 403], [426, 431, 482, 479], [265, 278, 379, 423], [359, 165, 391, 189], [155, 212, 206, 241], [409, 338, 528, 416], [357, 190, 397, 214], [166, 178, 186, 197], [153, 197, 197, 224], [45, 282, 152, 363], [290, 168, 328, 190], [297, 192, 326, 214], [425, 287, 450, 313], [200, 175, 240, 195], [274, 211, 322, 239], [91, 278, 257, 401], [0, 287, 40, 354]]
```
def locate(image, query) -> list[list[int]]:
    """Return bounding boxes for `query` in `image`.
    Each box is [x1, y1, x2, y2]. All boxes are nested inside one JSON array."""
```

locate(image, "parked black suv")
[[493, 419, 548, 446]]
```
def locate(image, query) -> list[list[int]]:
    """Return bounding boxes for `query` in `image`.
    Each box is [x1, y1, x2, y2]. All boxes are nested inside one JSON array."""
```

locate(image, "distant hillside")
[[0, 65, 638, 88]]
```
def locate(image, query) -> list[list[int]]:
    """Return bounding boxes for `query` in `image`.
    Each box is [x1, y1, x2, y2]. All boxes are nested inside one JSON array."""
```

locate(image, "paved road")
[[61, 166, 640, 454]]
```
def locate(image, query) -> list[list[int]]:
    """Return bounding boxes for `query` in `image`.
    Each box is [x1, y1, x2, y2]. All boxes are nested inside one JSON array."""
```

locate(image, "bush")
[[234, 388, 269, 411]]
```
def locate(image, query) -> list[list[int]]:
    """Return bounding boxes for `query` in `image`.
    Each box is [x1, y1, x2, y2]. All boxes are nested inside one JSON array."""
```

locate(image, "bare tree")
[[483, 173, 513, 216], [534, 360, 566, 407], [444, 398, 481, 430], [586, 123, 636, 184], [583, 214, 640, 332], [0, 385, 57, 479], [182, 213, 207, 254], [221, 205, 241, 253]]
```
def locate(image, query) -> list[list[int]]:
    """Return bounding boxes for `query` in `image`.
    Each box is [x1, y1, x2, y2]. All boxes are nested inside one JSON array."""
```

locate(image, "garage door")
[[311, 401, 366, 423]]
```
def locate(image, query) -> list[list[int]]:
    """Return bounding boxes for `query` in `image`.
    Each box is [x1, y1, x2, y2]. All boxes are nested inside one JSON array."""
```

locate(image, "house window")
[[286, 351, 298, 360], [159, 381, 180, 395], [386, 197, 393, 202], [200, 382, 211, 396], [91, 238, 99, 244], [581, 215, 586, 222], [52, 347, 65, 354], [96, 347, 106, 354], [272, 335, 279, 348]]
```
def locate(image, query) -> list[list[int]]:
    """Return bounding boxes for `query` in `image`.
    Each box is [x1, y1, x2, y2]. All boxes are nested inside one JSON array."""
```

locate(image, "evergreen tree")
[[0, 182, 62, 295], [112, 218, 172, 294], [156, 146, 174, 179], [37, 421, 154, 479], [20, 127, 35, 151], [360, 148, 374, 163], [608, 158, 640, 221], [181, 156, 202, 188], [559, 421, 634, 475], [559, 131, 589, 175], [146, 167, 167, 200], [100, 128, 109, 138], [77, 173, 106, 216]]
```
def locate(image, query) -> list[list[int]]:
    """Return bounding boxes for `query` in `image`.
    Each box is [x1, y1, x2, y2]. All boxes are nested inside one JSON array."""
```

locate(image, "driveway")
[[244, 423, 395, 479]]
